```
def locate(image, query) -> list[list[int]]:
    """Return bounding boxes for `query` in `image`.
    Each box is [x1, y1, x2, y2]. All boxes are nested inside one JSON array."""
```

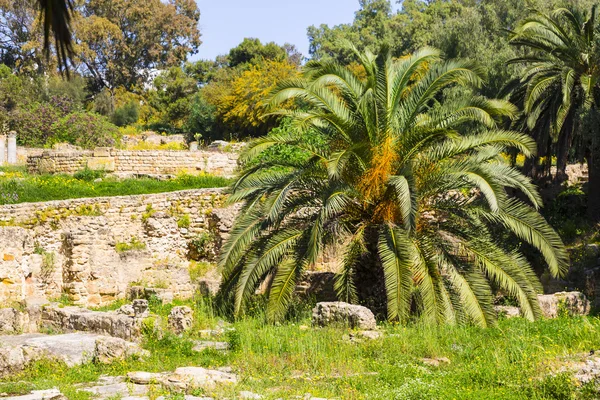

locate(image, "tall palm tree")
[[218, 45, 568, 326], [507, 6, 600, 184], [38, 0, 74, 73]]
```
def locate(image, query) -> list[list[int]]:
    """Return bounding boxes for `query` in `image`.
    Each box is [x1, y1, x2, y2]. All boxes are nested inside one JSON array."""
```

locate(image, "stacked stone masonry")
[[27, 148, 239, 177], [0, 189, 238, 307]]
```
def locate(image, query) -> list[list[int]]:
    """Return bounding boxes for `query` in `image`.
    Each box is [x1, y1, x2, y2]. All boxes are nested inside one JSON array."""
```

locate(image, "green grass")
[[1, 295, 600, 399], [0, 167, 231, 204]]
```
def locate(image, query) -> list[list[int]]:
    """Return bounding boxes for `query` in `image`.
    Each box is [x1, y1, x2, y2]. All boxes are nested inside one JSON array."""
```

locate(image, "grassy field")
[[0, 166, 231, 204], [1, 296, 599, 400]]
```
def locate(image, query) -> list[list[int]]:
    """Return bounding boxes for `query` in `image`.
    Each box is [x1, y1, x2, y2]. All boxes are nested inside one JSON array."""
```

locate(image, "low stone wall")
[[0, 189, 238, 307], [27, 148, 239, 177]]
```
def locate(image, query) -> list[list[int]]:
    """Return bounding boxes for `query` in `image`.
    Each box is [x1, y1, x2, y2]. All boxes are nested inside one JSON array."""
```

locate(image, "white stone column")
[[7, 131, 16, 165], [189, 141, 199, 151], [0, 134, 6, 165]]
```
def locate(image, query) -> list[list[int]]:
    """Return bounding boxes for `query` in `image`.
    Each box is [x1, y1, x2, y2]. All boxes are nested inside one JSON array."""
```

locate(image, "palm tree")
[[38, 0, 74, 73], [218, 45, 568, 326], [507, 6, 600, 185]]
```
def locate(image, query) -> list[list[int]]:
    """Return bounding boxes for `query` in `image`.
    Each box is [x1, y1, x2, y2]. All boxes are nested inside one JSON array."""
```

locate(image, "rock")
[[132, 299, 149, 318], [422, 357, 451, 367], [2, 388, 66, 399], [94, 336, 149, 364], [41, 305, 141, 340], [312, 302, 377, 330], [6, 333, 99, 367], [83, 382, 148, 398], [192, 341, 229, 352], [495, 305, 521, 318], [197, 279, 220, 296], [239, 391, 263, 399], [357, 330, 382, 340], [538, 291, 590, 318], [0, 342, 26, 376], [165, 367, 237, 390], [0, 333, 148, 376], [0, 308, 23, 334], [117, 304, 135, 317], [127, 371, 164, 385], [168, 306, 193, 334]]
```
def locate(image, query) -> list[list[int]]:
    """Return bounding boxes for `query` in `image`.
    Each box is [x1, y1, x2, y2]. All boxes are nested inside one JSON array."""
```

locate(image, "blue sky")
[[193, 0, 399, 61]]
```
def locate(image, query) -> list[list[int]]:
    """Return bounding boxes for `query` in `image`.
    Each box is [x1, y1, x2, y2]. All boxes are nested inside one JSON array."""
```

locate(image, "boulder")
[[312, 302, 377, 330], [94, 336, 149, 364], [495, 305, 521, 318], [0, 333, 148, 376], [41, 305, 141, 340], [168, 306, 193, 334], [538, 291, 590, 318]]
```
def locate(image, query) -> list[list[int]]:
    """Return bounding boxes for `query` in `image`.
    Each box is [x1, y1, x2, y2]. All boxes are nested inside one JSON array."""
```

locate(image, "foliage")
[[73, 167, 105, 182], [507, 5, 600, 182], [111, 100, 139, 127], [148, 66, 198, 131], [51, 111, 120, 149], [1, 295, 600, 399], [185, 92, 219, 143], [219, 45, 568, 325], [202, 59, 299, 138], [115, 236, 146, 252], [0, 171, 231, 205]]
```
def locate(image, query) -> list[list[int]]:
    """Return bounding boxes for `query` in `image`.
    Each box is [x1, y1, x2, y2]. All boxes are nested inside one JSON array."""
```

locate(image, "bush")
[[112, 100, 139, 127], [51, 112, 121, 149], [73, 167, 105, 182], [14, 102, 64, 147]]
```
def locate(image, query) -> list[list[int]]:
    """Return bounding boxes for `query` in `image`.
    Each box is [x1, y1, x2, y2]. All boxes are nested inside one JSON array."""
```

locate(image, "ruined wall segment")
[[0, 189, 238, 307], [27, 148, 239, 177]]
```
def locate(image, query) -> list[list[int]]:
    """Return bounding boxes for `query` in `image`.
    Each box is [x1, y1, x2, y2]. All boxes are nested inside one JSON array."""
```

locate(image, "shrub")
[[73, 167, 105, 182], [14, 102, 63, 147], [115, 237, 147, 253], [51, 112, 120, 149], [112, 100, 140, 127], [188, 232, 215, 260], [177, 214, 191, 228]]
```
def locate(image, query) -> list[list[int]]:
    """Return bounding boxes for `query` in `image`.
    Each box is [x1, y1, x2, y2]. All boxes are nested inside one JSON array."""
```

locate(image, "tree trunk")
[[555, 125, 574, 184], [588, 146, 600, 223]]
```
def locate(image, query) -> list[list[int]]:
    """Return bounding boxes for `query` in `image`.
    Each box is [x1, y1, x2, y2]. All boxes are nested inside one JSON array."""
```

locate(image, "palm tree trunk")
[[588, 145, 600, 223], [555, 131, 572, 184]]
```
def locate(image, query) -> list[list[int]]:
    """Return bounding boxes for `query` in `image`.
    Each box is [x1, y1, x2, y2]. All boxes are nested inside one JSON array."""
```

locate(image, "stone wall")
[[0, 189, 238, 307], [27, 148, 239, 177]]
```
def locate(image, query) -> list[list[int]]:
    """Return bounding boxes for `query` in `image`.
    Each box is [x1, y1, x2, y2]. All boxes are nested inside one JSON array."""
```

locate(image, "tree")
[[228, 38, 301, 68], [218, 45, 568, 325], [73, 0, 201, 89], [507, 6, 600, 219]]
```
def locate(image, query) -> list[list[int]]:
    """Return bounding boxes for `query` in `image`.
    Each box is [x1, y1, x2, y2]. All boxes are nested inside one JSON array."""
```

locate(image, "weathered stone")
[[197, 279, 220, 296], [0, 342, 26, 376], [2, 388, 66, 400], [165, 366, 238, 390], [357, 330, 382, 340], [422, 357, 451, 367], [41, 305, 141, 340], [83, 382, 148, 398], [495, 305, 521, 318], [312, 302, 377, 330], [168, 306, 193, 334], [127, 371, 164, 385], [0, 189, 238, 308], [132, 299, 149, 318], [0, 333, 147, 376], [94, 336, 149, 364], [192, 340, 229, 352], [538, 291, 590, 318], [116, 304, 135, 317], [239, 391, 263, 399]]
